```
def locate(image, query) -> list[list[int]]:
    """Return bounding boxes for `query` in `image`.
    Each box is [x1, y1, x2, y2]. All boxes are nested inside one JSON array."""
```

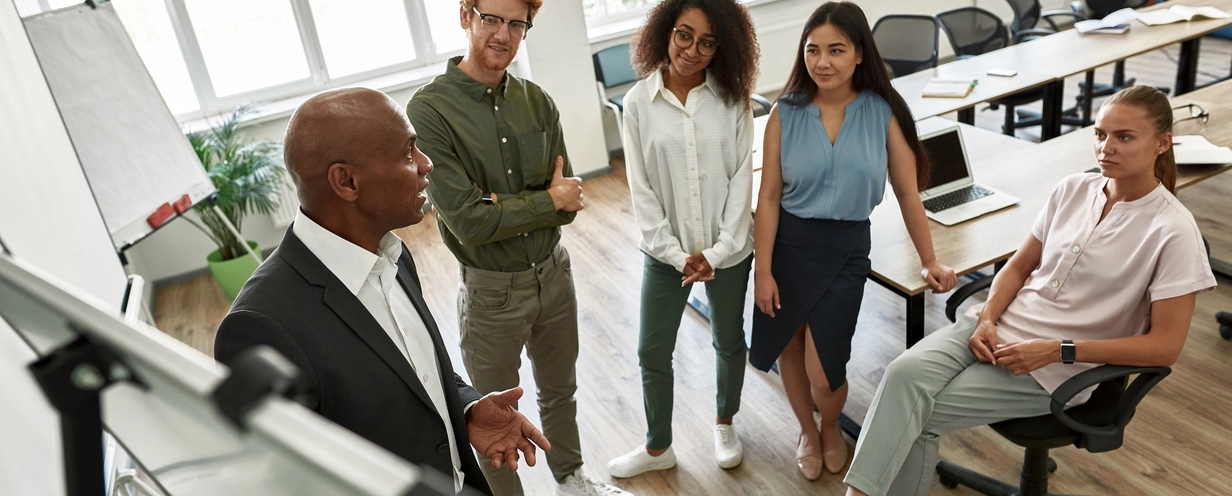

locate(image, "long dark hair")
[[1103, 86, 1177, 193], [780, 2, 928, 190], [631, 0, 759, 106]]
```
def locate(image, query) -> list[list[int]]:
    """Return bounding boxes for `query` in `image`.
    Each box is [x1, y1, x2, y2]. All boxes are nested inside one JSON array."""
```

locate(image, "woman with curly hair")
[[751, 2, 956, 480], [607, 0, 759, 479]]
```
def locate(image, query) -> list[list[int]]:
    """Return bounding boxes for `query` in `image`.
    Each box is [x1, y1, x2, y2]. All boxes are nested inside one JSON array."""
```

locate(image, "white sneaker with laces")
[[556, 468, 634, 496], [607, 445, 677, 478], [714, 424, 743, 469]]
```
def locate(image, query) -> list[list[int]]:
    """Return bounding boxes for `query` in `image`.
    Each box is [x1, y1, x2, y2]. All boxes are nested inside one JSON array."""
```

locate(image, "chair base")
[[935, 448, 1064, 496]]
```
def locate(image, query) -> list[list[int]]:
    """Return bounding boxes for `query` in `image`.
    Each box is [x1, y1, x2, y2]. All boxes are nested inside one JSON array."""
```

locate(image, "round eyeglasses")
[[471, 7, 532, 38], [672, 28, 718, 57]]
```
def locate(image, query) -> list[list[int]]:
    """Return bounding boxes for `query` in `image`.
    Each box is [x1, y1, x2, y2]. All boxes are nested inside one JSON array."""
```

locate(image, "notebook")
[[1137, 5, 1230, 26], [922, 78, 977, 98], [919, 126, 1019, 226], [1075, 8, 1136, 34]]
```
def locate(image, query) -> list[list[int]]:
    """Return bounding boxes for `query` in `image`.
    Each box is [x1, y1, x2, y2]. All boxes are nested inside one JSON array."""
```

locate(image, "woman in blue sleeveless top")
[[751, 2, 958, 480]]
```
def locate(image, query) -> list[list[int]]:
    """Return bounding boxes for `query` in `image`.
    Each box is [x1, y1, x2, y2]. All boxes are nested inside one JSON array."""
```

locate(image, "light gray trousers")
[[844, 316, 1054, 496]]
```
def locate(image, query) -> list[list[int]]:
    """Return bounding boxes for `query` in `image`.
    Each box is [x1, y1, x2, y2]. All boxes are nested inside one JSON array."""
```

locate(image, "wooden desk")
[[895, 0, 1232, 139]]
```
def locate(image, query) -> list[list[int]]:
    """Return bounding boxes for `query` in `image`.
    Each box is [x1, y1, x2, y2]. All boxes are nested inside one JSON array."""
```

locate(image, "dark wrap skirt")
[[750, 209, 871, 392]]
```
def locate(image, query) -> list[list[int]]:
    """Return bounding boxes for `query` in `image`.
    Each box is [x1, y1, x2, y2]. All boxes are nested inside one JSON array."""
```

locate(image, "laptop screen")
[[922, 128, 971, 190]]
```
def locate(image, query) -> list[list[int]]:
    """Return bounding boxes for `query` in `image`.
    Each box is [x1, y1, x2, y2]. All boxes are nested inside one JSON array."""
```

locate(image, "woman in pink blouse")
[[843, 86, 1217, 496]]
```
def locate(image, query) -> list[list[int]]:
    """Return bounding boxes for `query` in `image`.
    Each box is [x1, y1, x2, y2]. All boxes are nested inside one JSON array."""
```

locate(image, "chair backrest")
[[872, 15, 940, 78], [1086, 0, 1148, 18], [592, 44, 637, 89], [936, 7, 1009, 58], [1003, 0, 1041, 35]]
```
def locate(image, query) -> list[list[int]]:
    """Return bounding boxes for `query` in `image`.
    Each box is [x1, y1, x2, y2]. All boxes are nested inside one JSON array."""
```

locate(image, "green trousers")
[[638, 253, 752, 450]]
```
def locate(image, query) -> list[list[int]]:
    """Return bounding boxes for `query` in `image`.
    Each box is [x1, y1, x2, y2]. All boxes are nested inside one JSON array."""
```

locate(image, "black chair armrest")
[[1049, 364, 1170, 451], [945, 277, 994, 322], [1014, 28, 1058, 44], [750, 93, 772, 116], [1040, 10, 1086, 31]]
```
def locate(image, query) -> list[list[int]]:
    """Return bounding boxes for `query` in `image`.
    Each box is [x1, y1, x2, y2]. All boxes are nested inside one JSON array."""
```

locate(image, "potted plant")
[[185, 104, 285, 300]]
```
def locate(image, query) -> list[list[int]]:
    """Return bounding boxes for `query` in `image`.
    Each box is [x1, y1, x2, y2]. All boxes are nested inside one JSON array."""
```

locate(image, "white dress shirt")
[[622, 68, 754, 272], [292, 211, 467, 494]]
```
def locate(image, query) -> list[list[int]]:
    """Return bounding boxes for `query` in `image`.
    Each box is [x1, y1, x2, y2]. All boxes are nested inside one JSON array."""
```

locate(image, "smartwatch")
[[1060, 339, 1076, 364], [481, 192, 495, 205]]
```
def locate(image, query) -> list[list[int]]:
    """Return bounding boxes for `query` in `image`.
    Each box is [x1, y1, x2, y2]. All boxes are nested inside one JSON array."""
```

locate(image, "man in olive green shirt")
[[407, 1, 628, 496]]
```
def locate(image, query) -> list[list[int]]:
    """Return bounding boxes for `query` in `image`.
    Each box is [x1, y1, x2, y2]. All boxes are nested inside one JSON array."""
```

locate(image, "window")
[[584, 0, 658, 23], [24, 0, 471, 121]]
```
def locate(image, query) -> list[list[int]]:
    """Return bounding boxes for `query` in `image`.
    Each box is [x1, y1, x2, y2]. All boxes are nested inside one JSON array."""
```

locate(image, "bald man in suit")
[[214, 88, 549, 495]]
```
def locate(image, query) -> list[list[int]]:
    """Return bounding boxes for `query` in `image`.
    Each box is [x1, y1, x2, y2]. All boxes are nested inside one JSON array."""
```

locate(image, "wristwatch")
[[481, 192, 495, 205], [1060, 339, 1076, 364]]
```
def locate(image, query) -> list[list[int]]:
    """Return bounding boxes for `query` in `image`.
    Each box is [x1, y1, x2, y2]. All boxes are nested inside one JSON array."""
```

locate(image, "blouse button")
[[1072, 245, 1081, 254], [1051, 279, 1060, 288]]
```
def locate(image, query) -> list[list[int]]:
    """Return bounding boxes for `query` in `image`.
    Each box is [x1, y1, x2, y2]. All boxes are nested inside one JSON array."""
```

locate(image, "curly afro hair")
[[630, 0, 759, 106]]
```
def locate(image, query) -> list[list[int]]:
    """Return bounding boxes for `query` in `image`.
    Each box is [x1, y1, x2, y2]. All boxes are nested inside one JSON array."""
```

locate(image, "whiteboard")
[[0, 0, 127, 309], [23, 3, 215, 250]]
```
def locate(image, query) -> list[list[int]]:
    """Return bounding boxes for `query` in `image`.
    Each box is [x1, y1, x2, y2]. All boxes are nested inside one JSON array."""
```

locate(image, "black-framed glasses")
[[1173, 103, 1209, 125], [471, 7, 533, 38], [671, 28, 718, 57]]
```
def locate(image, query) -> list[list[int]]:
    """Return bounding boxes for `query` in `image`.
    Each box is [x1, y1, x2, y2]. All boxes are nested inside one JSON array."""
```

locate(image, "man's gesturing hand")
[[466, 387, 552, 471], [548, 156, 584, 212]]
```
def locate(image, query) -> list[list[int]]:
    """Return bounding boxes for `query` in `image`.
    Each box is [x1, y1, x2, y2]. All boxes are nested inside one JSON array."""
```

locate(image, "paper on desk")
[[1137, 5, 1230, 26], [922, 78, 977, 98], [1075, 8, 1135, 34], [1173, 134, 1232, 164]]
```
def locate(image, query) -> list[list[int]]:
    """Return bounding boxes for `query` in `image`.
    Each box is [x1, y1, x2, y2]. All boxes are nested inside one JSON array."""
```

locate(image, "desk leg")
[[957, 107, 975, 126], [1041, 80, 1064, 141], [1082, 70, 1095, 126], [1176, 38, 1201, 95], [906, 293, 925, 348]]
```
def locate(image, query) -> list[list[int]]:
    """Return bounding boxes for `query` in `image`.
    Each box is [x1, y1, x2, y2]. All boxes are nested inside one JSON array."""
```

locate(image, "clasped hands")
[[681, 253, 714, 286], [968, 319, 1061, 376], [466, 387, 551, 471]]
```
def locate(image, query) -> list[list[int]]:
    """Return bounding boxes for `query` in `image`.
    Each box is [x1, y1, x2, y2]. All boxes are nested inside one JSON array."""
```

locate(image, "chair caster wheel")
[[1047, 457, 1058, 473], [1221, 324, 1231, 340], [938, 473, 959, 489]]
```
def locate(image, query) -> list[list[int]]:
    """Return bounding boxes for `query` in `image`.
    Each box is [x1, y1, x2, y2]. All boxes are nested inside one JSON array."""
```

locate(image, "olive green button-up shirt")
[[408, 56, 576, 272]]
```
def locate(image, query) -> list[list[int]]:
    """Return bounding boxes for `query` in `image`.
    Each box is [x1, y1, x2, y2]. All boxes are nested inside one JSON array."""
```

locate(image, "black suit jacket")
[[214, 228, 492, 495]]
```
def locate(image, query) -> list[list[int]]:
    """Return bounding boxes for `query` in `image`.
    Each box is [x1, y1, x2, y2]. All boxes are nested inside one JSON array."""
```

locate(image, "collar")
[[291, 210, 404, 296], [445, 55, 509, 102], [648, 68, 718, 101]]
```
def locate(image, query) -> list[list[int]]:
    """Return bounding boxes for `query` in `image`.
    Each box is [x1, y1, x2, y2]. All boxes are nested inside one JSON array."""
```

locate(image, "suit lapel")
[[279, 229, 439, 416]]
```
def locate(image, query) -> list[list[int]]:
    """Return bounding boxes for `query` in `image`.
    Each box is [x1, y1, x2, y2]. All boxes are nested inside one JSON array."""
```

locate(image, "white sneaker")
[[607, 445, 677, 478], [557, 468, 634, 496], [714, 424, 743, 469]]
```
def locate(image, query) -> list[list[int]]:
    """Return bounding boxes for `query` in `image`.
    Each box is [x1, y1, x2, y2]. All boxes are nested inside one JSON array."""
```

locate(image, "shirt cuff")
[[464, 400, 479, 417], [530, 190, 557, 227]]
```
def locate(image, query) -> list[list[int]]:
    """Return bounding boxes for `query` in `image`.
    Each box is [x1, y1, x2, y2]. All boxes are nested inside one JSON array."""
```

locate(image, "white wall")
[[522, 0, 610, 179]]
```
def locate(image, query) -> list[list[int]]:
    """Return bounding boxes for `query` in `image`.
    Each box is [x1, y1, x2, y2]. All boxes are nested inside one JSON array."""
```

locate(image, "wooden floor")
[[155, 39, 1232, 495]]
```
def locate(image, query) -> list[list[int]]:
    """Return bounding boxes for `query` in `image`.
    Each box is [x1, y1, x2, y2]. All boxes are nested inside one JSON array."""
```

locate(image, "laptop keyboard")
[[923, 185, 993, 213]]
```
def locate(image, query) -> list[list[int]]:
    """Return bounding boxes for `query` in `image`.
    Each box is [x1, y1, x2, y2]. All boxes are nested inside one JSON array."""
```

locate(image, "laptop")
[[918, 126, 1019, 226]]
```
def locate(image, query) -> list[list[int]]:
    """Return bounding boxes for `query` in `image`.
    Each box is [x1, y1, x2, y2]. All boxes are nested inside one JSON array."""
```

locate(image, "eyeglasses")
[[1173, 103, 1209, 125], [471, 7, 533, 38], [671, 28, 718, 57]]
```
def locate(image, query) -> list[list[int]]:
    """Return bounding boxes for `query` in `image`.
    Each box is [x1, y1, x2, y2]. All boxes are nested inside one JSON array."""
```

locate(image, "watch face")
[[1061, 342, 1076, 363]]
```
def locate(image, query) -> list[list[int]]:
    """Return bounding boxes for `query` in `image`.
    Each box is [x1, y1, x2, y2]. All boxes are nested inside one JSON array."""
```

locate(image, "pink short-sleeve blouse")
[[996, 173, 1216, 401]]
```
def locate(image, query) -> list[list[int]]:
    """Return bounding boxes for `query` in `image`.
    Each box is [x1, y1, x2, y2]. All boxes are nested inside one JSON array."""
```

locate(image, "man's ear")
[[459, 3, 470, 31], [326, 162, 359, 202]]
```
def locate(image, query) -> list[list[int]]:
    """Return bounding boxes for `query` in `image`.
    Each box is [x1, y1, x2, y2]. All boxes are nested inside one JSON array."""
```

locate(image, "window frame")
[[26, 0, 468, 123]]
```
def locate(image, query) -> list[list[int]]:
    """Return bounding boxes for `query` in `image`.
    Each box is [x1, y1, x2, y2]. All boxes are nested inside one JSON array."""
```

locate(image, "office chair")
[[1218, 312, 1232, 340], [872, 15, 941, 78], [592, 43, 637, 155], [937, 277, 1173, 496], [1001, 0, 1098, 129], [936, 7, 1044, 136], [751, 93, 772, 118]]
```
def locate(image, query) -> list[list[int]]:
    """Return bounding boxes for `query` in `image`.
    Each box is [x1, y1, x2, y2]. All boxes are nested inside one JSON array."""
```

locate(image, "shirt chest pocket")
[[517, 131, 549, 189]]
